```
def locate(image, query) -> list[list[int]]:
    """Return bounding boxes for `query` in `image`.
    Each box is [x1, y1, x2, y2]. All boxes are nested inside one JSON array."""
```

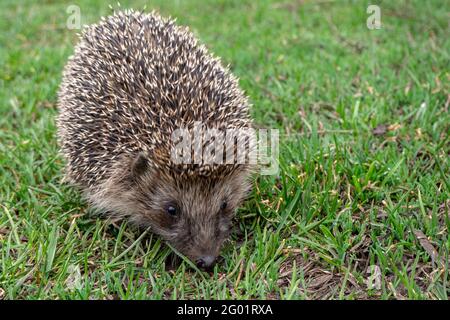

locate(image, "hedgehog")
[[56, 10, 255, 269]]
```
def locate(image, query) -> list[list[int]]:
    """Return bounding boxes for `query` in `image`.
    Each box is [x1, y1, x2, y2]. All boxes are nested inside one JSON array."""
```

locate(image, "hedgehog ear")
[[131, 153, 149, 178]]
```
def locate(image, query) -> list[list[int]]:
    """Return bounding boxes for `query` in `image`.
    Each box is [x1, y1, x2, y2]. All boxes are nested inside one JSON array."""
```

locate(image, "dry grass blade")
[[308, 273, 333, 289], [413, 230, 442, 268]]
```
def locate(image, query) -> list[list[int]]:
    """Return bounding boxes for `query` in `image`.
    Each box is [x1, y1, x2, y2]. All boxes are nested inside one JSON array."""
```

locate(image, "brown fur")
[[89, 154, 253, 262]]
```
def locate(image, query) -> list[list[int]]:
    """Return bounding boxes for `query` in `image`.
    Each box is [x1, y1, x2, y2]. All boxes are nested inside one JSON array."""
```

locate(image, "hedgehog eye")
[[220, 201, 227, 211], [166, 205, 178, 216]]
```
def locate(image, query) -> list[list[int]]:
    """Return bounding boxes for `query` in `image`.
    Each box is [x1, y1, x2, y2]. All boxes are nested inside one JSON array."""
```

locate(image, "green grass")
[[0, 0, 449, 300]]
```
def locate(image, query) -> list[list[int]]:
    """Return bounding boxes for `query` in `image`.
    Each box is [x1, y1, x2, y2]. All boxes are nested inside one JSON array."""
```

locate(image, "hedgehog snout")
[[196, 255, 216, 270]]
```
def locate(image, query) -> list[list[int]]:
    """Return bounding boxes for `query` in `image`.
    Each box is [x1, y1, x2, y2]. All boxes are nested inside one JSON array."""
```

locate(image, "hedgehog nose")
[[196, 256, 216, 269]]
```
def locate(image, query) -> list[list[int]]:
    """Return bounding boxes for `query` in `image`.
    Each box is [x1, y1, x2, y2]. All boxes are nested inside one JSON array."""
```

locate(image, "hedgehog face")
[[129, 154, 252, 269]]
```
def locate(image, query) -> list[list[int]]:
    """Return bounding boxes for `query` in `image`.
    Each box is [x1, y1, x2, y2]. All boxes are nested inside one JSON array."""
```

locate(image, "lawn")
[[0, 0, 449, 299]]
